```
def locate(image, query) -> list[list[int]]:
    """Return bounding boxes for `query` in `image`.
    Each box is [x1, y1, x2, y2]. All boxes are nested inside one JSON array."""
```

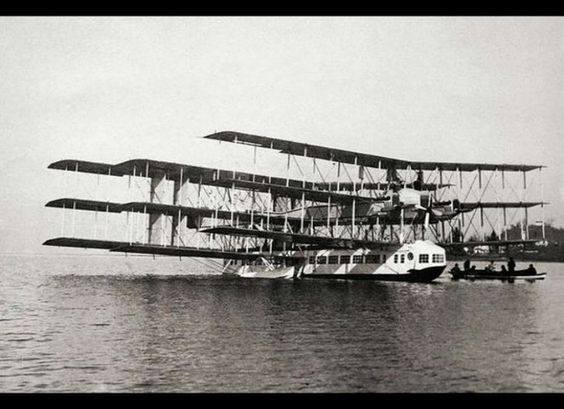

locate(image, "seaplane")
[[43, 131, 548, 283]]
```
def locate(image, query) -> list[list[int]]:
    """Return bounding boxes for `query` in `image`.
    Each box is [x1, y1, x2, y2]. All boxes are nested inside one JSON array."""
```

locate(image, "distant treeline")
[[447, 223, 564, 262]]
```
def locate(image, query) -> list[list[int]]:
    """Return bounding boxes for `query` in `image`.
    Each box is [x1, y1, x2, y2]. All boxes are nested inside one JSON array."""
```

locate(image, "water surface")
[[1, 254, 563, 392]]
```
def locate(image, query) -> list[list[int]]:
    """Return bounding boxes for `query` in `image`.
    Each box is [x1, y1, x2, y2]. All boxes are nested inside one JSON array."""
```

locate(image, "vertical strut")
[[503, 207, 508, 241], [143, 205, 147, 244], [61, 203, 66, 237], [161, 210, 165, 246], [441, 220, 445, 243], [61, 164, 68, 237], [327, 195, 331, 230], [300, 192, 305, 233], [540, 167, 546, 240], [336, 162, 341, 192], [251, 189, 255, 228], [72, 162, 78, 237], [400, 208, 404, 244], [525, 207, 529, 240], [266, 187, 271, 230], [352, 198, 356, 239], [231, 182, 235, 226], [72, 200, 76, 238], [286, 153, 290, 187], [377, 160, 381, 192], [104, 204, 109, 241]]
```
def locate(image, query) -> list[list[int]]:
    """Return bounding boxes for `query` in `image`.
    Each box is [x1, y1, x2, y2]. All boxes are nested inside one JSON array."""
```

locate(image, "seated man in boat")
[[485, 260, 496, 272], [450, 263, 462, 277], [500, 265, 509, 276], [526, 264, 537, 275]]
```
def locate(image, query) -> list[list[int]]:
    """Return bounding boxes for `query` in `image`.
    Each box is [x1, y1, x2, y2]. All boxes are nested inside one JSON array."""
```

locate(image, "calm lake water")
[[1, 254, 563, 392]]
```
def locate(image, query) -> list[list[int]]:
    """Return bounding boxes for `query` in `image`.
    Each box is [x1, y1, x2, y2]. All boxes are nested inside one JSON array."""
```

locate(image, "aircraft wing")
[[200, 226, 396, 249], [208, 178, 387, 205], [48, 160, 118, 176], [45, 198, 323, 228], [45, 198, 123, 213], [204, 131, 543, 172], [440, 239, 541, 248], [458, 201, 547, 210], [313, 181, 452, 191], [48, 159, 389, 197], [42, 237, 286, 260]]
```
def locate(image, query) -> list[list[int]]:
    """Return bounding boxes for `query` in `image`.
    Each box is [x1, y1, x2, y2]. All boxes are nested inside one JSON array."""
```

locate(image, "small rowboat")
[[450, 268, 546, 283]]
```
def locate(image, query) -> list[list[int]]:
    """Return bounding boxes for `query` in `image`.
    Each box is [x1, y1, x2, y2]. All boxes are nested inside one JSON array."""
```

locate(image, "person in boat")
[[485, 260, 496, 272], [463, 259, 471, 271], [527, 264, 537, 275], [451, 263, 462, 276], [500, 265, 509, 276], [508, 257, 516, 273]]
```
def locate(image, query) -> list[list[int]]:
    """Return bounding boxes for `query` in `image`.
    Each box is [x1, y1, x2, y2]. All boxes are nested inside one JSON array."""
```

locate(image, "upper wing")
[[204, 131, 543, 172]]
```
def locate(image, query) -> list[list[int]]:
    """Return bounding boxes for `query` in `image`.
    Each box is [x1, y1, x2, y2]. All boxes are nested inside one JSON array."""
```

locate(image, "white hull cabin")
[[223, 240, 447, 283]]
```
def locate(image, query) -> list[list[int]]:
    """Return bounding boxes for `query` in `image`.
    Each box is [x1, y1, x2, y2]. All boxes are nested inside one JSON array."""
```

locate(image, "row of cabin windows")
[[417, 253, 444, 263], [432, 254, 445, 263], [308, 254, 386, 265], [392, 253, 445, 264], [227, 253, 444, 267], [228, 258, 297, 267], [393, 254, 406, 264]]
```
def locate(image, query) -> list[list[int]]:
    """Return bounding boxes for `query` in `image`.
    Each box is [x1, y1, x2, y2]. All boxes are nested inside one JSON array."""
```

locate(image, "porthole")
[[407, 252, 414, 261]]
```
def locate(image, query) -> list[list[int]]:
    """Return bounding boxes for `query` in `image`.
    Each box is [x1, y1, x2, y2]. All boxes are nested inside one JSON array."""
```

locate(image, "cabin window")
[[393, 254, 398, 263], [309, 256, 316, 264], [419, 254, 429, 263], [365, 254, 380, 264], [317, 256, 327, 265], [400, 254, 405, 263], [353, 255, 364, 264], [328, 255, 339, 264], [340, 255, 351, 264], [432, 254, 444, 263]]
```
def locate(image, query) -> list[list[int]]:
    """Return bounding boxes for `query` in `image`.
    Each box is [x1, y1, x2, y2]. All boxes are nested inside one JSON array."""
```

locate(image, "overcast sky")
[[1, 16, 562, 254]]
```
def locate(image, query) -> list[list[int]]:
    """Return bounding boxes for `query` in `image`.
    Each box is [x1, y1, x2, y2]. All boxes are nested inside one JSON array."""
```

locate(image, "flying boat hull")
[[224, 240, 447, 283]]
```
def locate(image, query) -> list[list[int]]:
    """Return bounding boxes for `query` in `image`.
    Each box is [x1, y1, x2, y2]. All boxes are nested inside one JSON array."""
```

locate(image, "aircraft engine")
[[397, 188, 421, 207]]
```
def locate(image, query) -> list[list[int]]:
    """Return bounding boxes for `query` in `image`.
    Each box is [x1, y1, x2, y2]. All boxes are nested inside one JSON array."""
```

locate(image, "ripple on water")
[[5, 338, 35, 343]]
